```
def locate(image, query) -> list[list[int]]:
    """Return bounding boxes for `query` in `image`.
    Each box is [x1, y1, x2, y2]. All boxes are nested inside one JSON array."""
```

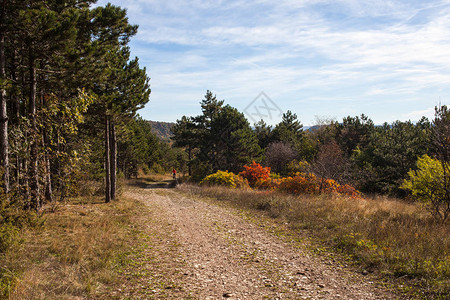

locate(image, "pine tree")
[[13, 0, 82, 209], [171, 116, 199, 176], [0, 0, 9, 194], [84, 5, 149, 202], [271, 110, 303, 145]]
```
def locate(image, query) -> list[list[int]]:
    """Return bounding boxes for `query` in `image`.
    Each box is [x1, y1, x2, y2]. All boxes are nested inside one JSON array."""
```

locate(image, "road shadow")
[[129, 178, 178, 189]]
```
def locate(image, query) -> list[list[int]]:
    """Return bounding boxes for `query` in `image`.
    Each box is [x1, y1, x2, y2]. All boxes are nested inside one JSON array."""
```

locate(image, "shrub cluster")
[[276, 174, 360, 198], [202, 162, 361, 198]]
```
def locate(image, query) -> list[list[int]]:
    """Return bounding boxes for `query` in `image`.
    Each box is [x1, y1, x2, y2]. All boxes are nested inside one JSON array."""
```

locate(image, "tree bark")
[[0, 0, 9, 195], [10, 47, 20, 189], [21, 47, 29, 204], [109, 119, 116, 200], [29, 49, 40, 210], [56, 131, 66, 202], [40, 90, 53, 203], [10, 49, 19, 122], [42, 130, 53, 203], [188, 145, 192, 176], [23, 156, 29, 208], [105, 116, 111, 203]]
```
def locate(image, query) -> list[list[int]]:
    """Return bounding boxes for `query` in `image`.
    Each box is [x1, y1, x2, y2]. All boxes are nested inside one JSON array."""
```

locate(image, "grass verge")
[[0, 192, 148, 299], [0, 179, 191, 299], [180, 184, 449, 299]]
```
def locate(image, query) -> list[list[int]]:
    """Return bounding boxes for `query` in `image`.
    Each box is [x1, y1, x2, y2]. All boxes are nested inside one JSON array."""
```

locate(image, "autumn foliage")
[[202, 161, 361, 199], [279, 174, 319, 195], [254, 178, 280, 190], [239, 161, 271, 187], [335, 184, 361, 198], [200, 170, 249, 189], [276, 174, 361, 198]]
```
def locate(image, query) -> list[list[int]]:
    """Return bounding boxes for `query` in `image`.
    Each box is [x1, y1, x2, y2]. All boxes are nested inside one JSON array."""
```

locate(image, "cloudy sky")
[[95, 0, 450, 126]]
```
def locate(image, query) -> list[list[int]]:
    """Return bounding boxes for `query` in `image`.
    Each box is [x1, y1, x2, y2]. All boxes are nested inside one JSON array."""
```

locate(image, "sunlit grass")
[[0, 193, 142, 299]]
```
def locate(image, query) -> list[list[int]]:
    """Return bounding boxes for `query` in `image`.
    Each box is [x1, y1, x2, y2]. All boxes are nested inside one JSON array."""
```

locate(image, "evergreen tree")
[[11, 0, 90, 209], [198, 90, 224, 128], [335, 114, 374, 157], [354, 119, 431, 195], [172, 91, 261, 178], [207, 105, 261, 173], [171, 116, 199, 176], [84, 5, 150, 202], [270, 110, 310, 159], [254, 119, 272, 150], [0, 1, 149, 207]]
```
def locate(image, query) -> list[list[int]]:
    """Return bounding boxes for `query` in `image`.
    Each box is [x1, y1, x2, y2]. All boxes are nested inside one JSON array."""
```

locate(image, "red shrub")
[[240, 161, 271, 187]]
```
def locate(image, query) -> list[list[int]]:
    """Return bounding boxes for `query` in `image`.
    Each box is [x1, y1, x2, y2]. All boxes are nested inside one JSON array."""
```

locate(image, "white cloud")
[[94, 0, 450, 123], [404, 107, 435, 120]]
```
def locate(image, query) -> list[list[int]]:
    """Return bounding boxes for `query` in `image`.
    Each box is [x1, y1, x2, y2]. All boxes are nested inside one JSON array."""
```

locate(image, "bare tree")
[[312, 140, 350, 192], [265, 141, 297, 174]]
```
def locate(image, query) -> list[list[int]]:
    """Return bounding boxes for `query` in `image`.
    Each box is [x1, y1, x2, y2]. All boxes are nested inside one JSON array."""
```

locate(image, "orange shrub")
[[278, 174, 320, 195], [255, 178, 281, 190], [276, 174, 362, 198], [240, 161, 271, 187], [336, 184, 362, 199], [320, 178, 340, 194]]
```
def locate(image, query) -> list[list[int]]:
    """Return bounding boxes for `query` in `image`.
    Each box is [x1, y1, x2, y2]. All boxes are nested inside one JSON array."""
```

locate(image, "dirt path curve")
[[122, 184, 398, 299]]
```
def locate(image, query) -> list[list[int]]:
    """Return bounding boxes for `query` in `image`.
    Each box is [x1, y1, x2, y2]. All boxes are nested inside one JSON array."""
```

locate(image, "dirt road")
[[118, 183, 398, 299]]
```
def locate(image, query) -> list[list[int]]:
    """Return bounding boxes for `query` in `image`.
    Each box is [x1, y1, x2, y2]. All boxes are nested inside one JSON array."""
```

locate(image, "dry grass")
[[0, 177, 188, 299], [0, 194, 143, 299], [181, 184, 450, 299]]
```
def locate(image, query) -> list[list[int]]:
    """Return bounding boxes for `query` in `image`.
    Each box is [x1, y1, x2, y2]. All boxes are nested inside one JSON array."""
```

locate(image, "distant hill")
[[303, 125, 320, 131], [147, 121, 175, 142]]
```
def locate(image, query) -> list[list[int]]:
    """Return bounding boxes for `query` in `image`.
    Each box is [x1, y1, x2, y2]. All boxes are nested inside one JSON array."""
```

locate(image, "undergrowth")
[[181, 184, 450, 299]]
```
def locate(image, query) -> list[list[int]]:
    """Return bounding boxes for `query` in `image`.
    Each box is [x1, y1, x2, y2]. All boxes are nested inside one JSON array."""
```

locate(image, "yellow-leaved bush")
[[402, 154, 450, 221], [200, 170, 249, 189]]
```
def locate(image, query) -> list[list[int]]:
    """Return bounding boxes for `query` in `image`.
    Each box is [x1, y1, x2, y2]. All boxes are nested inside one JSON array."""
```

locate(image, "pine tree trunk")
[[105, 116, 111, 203], [44, 156, 52, 202], [10, 49, 19, 122], [188, 145, 192, 176], [109, 119, 116, 200], [23, 157, 30, 209], [29, 50, 40, 210], [0, 0, 9, 195], [42, 132, 53, 203], [10, 49, 19, 189], [15, 153, 19, 191], [41, 90, 53, 203], [21, 54, 29, 205], [56, 131, 65, 202]]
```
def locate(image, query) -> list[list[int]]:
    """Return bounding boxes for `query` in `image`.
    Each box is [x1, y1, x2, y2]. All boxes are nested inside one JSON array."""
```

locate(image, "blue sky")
[[95, 0, 450, 126]]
